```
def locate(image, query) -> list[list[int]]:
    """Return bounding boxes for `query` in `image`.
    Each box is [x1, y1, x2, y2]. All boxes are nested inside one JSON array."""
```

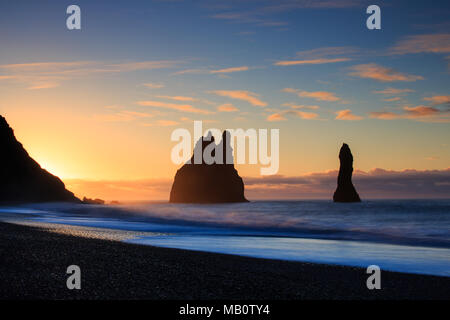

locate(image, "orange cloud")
[[335, 109, 363, 120], [283, 88, 340, 101], [383, 97, 402, 102], [172, 68, 210, 75], [373, 88, 414, 95], [0, 61, 93, 71], [28, 82, 60, 90], [106, 60, 181, 72], [0, 60, 180, 89], [295, 46, 358, 57], [274, 58, 350, 66], [217, 103, 238, 112], [267, 113, 287, 122], [137, 100, 214, 114], [390, 33, 450, 55], [143, 83, 164, 89], [156, 95, 196, 101], [403, 106, 440, 118], [423, 95, 450, 105], [211, 90, 267, 107], [267, 108, 318, 121], [210, 66, 249, 73], [370, 105, 449, 122], [282, 103, 320, 110], [349, 63, 423, 82], [289, 110, 319, 119], [369, 111, 399, 120]]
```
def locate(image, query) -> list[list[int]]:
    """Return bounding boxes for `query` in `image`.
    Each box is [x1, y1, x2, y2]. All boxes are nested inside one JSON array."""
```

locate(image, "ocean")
[[1, 200, 449, 276]]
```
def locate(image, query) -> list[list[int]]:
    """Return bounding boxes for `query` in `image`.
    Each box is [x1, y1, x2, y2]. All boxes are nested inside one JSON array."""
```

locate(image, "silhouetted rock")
[[82, 197, 105, 205], [170, 131, 248, 203], [333, 143, 361, 203], [0, 115, 81, 203]]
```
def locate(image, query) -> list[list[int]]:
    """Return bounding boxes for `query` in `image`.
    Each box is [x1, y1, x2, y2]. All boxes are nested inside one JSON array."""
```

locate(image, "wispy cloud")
[[282, 103, 320, 110], [423, 95, 450, 105], [0, 60, 181, 89], [349, 63, 424, 82], [106, 60, 181, 72], [156, 95, 197, 102], [274, 58, 350, 66], [211, 90, 267, 107], [142, 83, 165, 89], [210, 66, 249, 74], [267, 104, 319, 121], [171, 68, 210, 75], [0, 60, 179, 74], [137, 100, 214, 114], [370, 105, 450, 122], [373, 88, 414, 95], [335, 109, 363, 120], [173, 66, 250, 76], [282, 88, 340, 101], [28, 82, 60, 90], [217, 103, 239, 112], [389, 33, 450, 55], [296, 46, 359, 58], [0, 61, 93, 71], [261, 0, 368, 11], [288, 110, 319, 120], [211, 11, 286, 28], [275, 46, 356, 67], [267, 113, 287, 122], [210, 1, 365, 28], [375, 91, 407, 102], [383, 97, 402, 102]]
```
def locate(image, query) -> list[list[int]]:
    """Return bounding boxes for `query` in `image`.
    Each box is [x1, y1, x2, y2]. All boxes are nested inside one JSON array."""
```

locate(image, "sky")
[[0, 0, 449, 201]]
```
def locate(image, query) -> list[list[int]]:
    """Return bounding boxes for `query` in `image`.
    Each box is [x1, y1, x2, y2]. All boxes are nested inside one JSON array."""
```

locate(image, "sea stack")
[[333, 143, 361, 203], [169, 131, 248, 203], [0, 115, 80, 203]]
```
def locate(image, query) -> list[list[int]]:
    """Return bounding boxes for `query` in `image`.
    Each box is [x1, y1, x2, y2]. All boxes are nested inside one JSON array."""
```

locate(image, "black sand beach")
[[0, 221, 449, 300]]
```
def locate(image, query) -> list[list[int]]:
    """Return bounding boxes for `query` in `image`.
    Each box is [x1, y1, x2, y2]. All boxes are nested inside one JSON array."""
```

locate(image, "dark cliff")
[[333, 143, 361, 203], [0, 115, 80, 203]]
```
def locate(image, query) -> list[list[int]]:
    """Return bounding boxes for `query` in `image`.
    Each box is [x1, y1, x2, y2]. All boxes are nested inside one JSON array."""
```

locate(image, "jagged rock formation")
[[170, 131, 248, 203], [333, 143, 361, 203], [0, 115, 80, 203]]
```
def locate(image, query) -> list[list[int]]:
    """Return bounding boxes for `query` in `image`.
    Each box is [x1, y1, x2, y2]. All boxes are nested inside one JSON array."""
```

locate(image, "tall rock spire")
[[333, 143, 361, 203]]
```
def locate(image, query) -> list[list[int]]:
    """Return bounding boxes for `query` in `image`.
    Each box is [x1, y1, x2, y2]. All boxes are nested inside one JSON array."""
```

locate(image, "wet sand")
[[0, 221, 449, 300]]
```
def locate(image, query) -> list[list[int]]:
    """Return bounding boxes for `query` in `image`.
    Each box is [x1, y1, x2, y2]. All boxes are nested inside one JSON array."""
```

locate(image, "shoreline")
[[1, 221, 449, 300]]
